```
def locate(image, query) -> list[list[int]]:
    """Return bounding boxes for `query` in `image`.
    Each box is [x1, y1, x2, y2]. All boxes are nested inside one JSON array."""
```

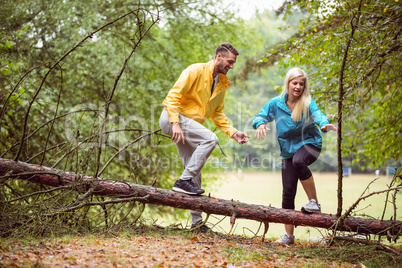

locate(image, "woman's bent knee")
[[292, 157, 307, 169]]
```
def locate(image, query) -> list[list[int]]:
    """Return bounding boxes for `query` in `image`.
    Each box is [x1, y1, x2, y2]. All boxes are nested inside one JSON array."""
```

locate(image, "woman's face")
[[288, 76, 305, 99]]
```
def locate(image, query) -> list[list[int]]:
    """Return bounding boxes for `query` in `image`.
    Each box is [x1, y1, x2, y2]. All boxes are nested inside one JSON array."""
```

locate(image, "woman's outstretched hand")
[[321, 124, 337, 132], [255, 124, 270, 140]]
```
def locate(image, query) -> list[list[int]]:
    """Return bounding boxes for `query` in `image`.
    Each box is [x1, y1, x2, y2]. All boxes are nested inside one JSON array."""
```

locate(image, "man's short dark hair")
[[215, 43, 239, 58]]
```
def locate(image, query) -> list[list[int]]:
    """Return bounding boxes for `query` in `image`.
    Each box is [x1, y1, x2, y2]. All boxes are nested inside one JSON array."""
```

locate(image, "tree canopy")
[[263, 0, 401, 169], [0, 0, 249, 235], [0, 0, 400, 237]]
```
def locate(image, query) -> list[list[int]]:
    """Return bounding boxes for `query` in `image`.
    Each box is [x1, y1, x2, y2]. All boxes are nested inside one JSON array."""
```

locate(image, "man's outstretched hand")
[[232, 131, 250, 144]]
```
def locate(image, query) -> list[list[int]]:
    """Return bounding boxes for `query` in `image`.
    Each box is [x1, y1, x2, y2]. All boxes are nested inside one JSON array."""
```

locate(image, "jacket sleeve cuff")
[[228, 128, 237, 138], [253, 122, 264, 129], [169, 117, 179, 123], [319, 120, 330, 132], [166, 108, 180, 123]]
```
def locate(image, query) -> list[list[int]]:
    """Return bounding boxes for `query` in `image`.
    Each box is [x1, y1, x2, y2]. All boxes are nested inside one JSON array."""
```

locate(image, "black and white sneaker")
[[172, 179, 204, 195]]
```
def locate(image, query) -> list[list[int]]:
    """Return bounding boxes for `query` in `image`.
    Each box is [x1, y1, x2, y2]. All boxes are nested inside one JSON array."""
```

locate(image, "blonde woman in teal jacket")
[[253, 67, 337, 245]]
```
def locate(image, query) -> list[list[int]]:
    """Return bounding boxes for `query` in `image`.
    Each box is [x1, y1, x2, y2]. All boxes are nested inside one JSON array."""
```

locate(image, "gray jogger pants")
[[159, 109, 218, 224]]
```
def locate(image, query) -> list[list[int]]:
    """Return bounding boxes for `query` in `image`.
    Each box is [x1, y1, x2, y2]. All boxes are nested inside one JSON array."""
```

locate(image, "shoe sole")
[[274, 240, 295, 245], [301, 207, 321, 214], [275, 242, 295, 245], [191, 226, 210, 233], [172, 187, 204, 195]]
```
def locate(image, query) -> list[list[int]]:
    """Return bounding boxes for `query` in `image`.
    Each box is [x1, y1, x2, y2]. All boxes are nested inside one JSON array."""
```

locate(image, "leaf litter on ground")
[[0, 225, 401, 267]]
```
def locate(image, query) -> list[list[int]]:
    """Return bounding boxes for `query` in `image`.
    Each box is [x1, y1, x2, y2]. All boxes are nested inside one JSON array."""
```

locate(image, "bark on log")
[[0, 158, 401, 236]]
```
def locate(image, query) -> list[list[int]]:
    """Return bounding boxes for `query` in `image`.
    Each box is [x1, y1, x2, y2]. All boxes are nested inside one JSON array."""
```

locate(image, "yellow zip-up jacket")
[[162, 60, 237, 137]]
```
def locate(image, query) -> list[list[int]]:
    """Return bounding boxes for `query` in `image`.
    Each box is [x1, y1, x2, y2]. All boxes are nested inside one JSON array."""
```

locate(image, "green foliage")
[[271, 0, 401, 169], [2, 0, 399, 238], [0, 0, 247, 237], [221, 10, 331, 172]]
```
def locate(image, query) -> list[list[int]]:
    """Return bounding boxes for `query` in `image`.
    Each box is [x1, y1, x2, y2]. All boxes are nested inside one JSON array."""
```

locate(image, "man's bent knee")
[[210, 133, 219, 145]]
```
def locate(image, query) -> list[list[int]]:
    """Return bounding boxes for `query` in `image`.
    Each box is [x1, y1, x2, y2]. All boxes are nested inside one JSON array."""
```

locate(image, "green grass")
[[293, 241, 402, 268], [204, 171, 401, 240], [153, 171, 400, 242]]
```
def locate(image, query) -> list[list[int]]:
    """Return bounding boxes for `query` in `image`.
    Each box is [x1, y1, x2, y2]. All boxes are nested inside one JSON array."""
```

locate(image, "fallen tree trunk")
[[0, 158, 401, 236]]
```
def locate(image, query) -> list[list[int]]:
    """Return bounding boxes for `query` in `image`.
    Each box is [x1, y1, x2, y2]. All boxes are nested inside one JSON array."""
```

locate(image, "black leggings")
[[281, 144, 321, 210]]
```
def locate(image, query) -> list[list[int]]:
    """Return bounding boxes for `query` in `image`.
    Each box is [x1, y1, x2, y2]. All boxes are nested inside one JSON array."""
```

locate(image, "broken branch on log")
[[332, 236, 400, 255], [0, 158, 401, 237]]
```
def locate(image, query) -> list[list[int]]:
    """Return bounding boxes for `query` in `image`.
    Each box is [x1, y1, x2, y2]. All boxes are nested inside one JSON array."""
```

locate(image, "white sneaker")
[[301, 199, 321, 214], [274, 233, 295, 245]]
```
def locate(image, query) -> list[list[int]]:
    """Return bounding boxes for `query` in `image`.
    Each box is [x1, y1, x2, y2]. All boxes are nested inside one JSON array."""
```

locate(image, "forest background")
[[0, 0, 401, 239]]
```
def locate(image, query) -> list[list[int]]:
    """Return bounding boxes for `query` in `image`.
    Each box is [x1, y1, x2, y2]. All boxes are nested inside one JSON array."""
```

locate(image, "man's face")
[[216, 52, 237, 75]]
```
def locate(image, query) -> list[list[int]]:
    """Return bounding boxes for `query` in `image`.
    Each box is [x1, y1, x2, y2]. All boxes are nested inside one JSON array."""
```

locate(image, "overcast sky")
[[225, 0, 285, 20]]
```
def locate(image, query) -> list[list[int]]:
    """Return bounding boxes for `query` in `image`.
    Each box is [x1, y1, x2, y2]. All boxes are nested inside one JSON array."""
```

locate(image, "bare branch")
[[336, 0, 364, 217], [0, 63, 48, 122], [52, 194, 150, 214], [341, 186, 402, 220], [0, 108, 97, 159], [332, 236, 400, 255], [14, 8, 141, 161], [40, 65, 63, 165], [94, 8, 161, 178], [98, 129, 161, 176], [2, 185, 76, 203]]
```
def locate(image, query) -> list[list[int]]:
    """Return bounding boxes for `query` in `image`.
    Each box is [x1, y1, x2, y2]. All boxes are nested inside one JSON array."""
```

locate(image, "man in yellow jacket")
[[159, 43, 249, 231]]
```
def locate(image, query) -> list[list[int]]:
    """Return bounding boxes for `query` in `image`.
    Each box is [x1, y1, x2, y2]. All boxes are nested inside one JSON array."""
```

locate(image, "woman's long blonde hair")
[[282, 67, 311, 122]]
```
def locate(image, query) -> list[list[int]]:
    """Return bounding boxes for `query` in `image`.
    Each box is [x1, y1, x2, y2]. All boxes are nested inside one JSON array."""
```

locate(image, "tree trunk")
[[0, 158, 401, 236]]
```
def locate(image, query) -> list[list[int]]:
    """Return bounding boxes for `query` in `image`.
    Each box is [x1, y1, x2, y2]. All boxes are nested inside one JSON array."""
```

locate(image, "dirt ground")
[[1, 228, 389, 268]]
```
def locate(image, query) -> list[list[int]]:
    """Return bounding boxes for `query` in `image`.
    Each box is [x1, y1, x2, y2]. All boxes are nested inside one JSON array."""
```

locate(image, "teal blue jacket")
[[252, 93, 330, 159]]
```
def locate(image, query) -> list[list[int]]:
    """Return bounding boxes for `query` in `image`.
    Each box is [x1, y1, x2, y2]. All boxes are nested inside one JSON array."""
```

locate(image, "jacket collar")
[[279, 92, 288, 104], [279, 93, 291, 113]]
